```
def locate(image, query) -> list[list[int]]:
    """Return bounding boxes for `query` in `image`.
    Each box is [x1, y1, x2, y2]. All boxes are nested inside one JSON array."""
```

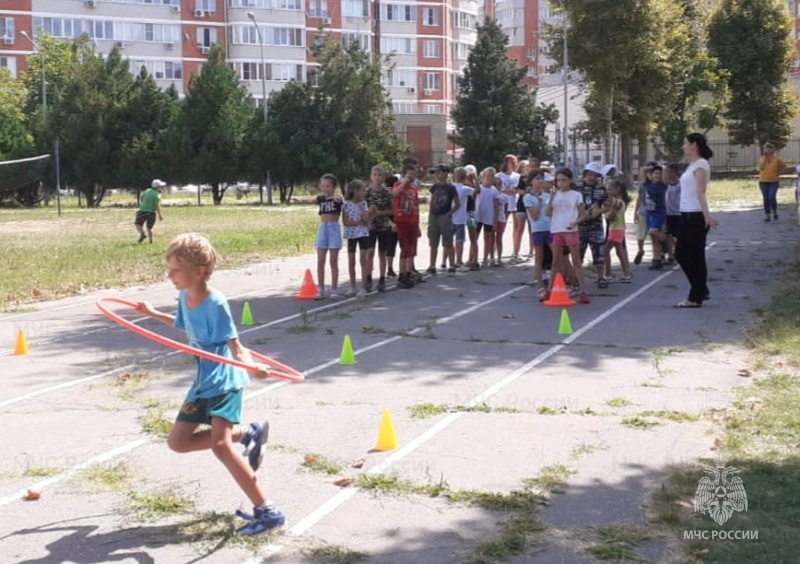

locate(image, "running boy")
[[135, 179, 165, 244], [138, 233, 284, 536]]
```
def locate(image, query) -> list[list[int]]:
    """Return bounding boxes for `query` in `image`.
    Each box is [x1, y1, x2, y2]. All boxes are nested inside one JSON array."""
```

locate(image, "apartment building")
[[0, 0, 480, 165]]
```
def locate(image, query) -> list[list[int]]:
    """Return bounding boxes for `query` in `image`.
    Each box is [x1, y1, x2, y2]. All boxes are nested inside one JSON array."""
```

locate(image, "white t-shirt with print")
[[342, 200, 369, 239], [679, 159, 710, 213], [549, 189, 583, 233], [453, 182, 475, 226]]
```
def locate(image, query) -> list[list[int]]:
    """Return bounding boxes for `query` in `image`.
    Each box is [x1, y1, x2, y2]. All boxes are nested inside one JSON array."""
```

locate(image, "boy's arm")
[[450, 191, 460, 216], [228, 337, 271, 379], [138, 301, 175, 326], [156, 199, 163, 221]]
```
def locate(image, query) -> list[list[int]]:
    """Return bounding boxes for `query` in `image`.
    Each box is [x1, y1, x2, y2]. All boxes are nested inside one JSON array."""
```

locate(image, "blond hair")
[[166, 233, 218, 281], [453, 167, 467, 182]]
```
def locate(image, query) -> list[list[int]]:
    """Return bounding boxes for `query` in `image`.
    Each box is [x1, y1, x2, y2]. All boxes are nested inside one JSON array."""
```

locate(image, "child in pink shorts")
[[603, 180, 632, 282]]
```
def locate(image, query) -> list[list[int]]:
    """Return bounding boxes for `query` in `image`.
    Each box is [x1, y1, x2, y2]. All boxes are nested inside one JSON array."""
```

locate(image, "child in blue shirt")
[[643, 164, 668, 270], [139, 233, 285, 536]]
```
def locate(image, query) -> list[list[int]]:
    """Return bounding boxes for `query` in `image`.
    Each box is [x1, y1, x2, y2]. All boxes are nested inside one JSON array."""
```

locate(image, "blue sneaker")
[[241, 420, 269, 472], [237, 504, 286, 536]]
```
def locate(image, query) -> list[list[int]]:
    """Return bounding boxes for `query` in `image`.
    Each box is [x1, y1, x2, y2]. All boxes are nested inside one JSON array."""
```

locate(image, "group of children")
[[311, 156, 686, 305]]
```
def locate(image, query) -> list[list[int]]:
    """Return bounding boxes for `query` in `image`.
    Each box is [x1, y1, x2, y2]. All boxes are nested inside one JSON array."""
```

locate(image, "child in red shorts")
[[392, 164, 421, 289]]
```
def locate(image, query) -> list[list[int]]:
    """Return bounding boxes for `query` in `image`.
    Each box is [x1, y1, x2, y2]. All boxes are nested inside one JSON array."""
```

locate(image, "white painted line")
[[0, 438, 149, 507], [278, 262, 688, 544], [0, 285, 524, 506], [0, 293, 368, 407]]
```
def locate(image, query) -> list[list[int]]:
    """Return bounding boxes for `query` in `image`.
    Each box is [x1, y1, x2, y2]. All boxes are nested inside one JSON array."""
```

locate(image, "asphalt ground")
[[0, 203, 789, 563]]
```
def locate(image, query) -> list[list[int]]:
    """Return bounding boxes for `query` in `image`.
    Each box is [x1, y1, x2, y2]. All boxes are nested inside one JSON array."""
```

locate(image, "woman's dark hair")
[[686, 132, 713, 160]]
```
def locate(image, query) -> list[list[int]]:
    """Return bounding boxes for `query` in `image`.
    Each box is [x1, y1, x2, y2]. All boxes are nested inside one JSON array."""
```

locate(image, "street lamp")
[[21, 31, 46, 121], [246, 11, 273, 205]]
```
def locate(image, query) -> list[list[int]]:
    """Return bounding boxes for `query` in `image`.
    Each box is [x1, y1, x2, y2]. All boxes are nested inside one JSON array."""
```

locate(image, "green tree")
[[307, 37, 407, 184], [0, 69, 34, 159], [182, 44, 253, 204], [45, 43, 136, 207], [708, 0, 797, 148], [117, 67, 178, 195], [549, 0, 693, 168], [452, 17, 557, 170]]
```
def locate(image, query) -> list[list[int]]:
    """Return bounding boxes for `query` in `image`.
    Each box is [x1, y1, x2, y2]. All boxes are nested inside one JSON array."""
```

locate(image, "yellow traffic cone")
[[375, 409, 399, 451], [14, 329, 29, 355], [340, 335, 355, 365]]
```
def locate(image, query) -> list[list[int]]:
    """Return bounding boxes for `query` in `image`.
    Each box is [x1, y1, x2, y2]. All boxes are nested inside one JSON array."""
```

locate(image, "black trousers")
[[675, 212, 709, 303]]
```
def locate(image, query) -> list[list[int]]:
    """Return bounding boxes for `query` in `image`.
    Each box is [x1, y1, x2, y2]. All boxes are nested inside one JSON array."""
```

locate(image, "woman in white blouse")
[[675, 132, 718, 308]]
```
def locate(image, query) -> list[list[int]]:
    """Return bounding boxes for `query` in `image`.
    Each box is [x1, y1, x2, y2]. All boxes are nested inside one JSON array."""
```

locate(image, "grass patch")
[[571, 440, 606, 459], [23, 466, 63, 478], [587, 524, 651, 561], [466, 514, 546, 564], [302, 453, 343, 475], [638, 410, 700, 423], [652, 347, 682, 377], [0, 203, 319, 309], [639, 381, 666, 388], [139, 400, 174, 440], [536, 405, 564, 415], [81, 462, 130, 491], [622, 416, 662, 430], [606, 397, 632, 408], [654, 256, 800, 562], [406, 402, 520, 419], [124, 485, 195, 522], [303, 545, 369, 564], [286, 308, 316, 334], [113, 371, 151, 401]]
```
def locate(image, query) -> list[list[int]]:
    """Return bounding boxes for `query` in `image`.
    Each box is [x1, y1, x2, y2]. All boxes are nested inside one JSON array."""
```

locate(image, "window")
[[343, 0, 369, 17], [381, 37, 415, 54], [382, 4, 415, 22], [272, 28, 303, 46], [268, 63, 303, 82], [424, 104, 440, 114], [422, 8, 438, 26], [132, 60, 182, 80], [383, 69, 415, 88], [195, 0, 217, 12], [0, 56, 17, 78], [392, 101, 416, 114], [308, 0, 329, 17], [0, 17, 14, 39], [424, 72, 440, 91], [241, 62, 263, 80], [275, 0, 301, 8], [197, 27, 218, 47], [423, 40, 439, 59], [527, 47, 537, 60], [342, 33, 370, 50]]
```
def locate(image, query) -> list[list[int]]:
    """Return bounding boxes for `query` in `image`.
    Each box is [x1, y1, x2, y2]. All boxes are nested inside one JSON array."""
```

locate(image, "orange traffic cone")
[[14, 329, 29, 355], [543, 273, 576, 307], [294, 269, 318, 300]]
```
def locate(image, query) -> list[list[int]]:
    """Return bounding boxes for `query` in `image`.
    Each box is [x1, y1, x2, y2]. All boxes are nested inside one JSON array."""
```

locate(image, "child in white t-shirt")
[[543, 167, 590, 304], [452, 167, 475, 269]]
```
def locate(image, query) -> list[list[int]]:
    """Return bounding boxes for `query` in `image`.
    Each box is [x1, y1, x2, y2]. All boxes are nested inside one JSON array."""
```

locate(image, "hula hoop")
[[96, 297, 304, 383]]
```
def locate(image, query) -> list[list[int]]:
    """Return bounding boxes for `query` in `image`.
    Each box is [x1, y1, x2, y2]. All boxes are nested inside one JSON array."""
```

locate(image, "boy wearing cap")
[[576, 163, 609, 288], [427, 164, 460, 275], [136, 179, 165, 244]]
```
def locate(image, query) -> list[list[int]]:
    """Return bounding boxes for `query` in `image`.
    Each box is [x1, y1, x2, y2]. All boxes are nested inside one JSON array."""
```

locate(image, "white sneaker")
[[345, 287, 356, 298], [356, 289, 367, 298]]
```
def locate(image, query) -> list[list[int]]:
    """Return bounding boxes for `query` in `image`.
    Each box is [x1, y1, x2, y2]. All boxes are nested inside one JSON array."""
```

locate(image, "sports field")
[[1, 194, 799, 563]]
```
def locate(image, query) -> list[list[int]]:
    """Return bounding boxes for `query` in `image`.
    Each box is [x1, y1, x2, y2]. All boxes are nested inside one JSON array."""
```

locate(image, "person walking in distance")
[[757, 143, 784, 222]]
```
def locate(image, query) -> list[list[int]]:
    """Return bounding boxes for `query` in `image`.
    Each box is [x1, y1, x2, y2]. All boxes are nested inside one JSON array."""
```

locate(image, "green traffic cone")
[[241, 302, 254, 326], [340, 335, 355, 365], [558, 309, 572, 335]]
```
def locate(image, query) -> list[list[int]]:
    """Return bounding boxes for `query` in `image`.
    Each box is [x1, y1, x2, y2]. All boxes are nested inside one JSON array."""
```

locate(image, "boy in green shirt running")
[[136, 179, 165, 244]]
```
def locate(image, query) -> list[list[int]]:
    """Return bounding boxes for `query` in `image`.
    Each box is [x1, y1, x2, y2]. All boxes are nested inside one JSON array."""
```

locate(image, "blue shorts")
[[532, 231, 552, 247], [176, 389, 243, 425], [647, 212, 666, 231], [315, 221, 342, 250], [454, 224, 466, 243]]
